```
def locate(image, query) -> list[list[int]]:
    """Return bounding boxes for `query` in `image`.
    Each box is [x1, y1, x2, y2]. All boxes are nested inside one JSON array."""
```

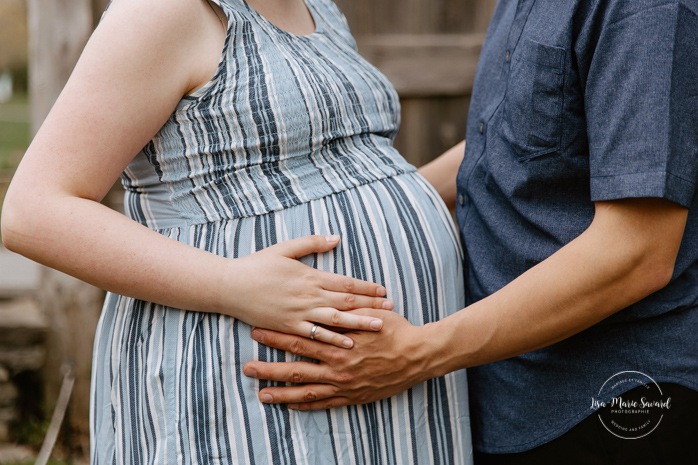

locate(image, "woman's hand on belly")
[[227, 235, 393, 349], [242, 310, 435, 408]]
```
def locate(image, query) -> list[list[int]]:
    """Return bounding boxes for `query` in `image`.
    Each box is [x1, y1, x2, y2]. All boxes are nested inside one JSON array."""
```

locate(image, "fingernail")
[[288, 404, 299, 410], [376, 286, 387, 296], [251, 329, 264, 342], [370, 319, 383, 330], [325, 235, 340, 242], [382, 300, 394, 310], [342, 338, 353, 348], [244, 367, 257, 378], [261, 394, 273, 403]]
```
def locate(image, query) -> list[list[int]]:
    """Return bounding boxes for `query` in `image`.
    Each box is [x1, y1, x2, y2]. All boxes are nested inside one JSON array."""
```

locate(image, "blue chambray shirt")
[[456, 0, 698, 453]]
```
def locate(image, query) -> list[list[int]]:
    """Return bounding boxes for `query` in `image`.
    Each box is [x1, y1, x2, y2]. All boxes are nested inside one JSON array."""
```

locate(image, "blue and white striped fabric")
[[90, 0, 472, 463]]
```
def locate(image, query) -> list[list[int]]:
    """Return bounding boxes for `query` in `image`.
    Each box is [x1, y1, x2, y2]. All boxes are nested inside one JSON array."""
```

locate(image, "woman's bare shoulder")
[[93, 0, 226, 97], [6, 0, 227, 206]]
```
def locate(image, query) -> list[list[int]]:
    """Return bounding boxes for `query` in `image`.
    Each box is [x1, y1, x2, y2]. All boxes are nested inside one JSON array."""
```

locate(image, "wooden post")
[[27, 0, 105, 457], [28, 0, 92, 133]]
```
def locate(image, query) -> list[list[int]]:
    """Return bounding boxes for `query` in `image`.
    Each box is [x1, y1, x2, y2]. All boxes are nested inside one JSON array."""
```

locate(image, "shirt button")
[[505, 50, 511, 62], [458, 194, 465, 206], [479, 122, 485, 134]]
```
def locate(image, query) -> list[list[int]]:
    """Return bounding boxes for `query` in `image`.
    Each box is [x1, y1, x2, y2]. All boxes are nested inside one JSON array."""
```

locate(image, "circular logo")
[[591, 371, 671, 439]]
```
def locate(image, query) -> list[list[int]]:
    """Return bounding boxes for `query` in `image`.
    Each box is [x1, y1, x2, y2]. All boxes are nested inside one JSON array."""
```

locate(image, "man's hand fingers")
[[288, 398, 351, 411], [255, 383, 339, 406], [244, 360, 329, 385]]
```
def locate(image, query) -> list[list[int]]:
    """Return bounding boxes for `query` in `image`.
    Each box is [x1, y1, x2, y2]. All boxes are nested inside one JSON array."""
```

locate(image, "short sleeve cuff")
[[590, 171, 695, 208]]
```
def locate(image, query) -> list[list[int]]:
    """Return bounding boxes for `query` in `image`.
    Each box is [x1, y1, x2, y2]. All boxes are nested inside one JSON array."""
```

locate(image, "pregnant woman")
[[2, 0, 472, 463]]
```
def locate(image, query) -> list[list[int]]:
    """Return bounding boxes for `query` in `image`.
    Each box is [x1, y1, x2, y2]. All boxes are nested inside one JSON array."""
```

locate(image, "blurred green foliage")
[[0, 92, 29, 171]]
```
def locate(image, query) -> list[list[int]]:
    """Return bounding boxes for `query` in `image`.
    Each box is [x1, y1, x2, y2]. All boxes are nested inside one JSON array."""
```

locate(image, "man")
[[244, 1, 698, 462]]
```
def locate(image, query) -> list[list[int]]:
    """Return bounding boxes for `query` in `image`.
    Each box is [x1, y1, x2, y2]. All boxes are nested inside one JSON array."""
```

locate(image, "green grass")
[[0, 93, 29, 226], [3, 460, 71, 465], [0, 93, 30, 171], [1, 417, 75, 465]]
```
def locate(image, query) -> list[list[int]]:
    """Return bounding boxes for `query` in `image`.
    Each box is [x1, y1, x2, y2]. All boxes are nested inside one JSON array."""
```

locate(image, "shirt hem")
[[590, 170, 695, 208], [474, 376, 698, 454]]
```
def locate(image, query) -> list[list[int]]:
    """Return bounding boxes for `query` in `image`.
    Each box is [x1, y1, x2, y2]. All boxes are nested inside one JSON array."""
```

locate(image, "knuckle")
[[303, 390, 318, 402], [288, 340, 305, 355], [343, 279, 355, 292], [330, 311, 343, 325], [343, 294, 356, 306], [290, 370, 305, 384], [333, 371, 354, 385], [333, 351, 349, 365]]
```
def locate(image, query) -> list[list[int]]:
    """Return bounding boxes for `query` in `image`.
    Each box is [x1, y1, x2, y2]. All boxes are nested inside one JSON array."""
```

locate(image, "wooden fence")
[[338, 0, 496, 165]]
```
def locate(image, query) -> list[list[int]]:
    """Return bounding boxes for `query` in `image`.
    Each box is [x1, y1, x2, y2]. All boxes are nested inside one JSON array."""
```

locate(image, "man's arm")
[[418, 140, 465, 209], [243, 197, 688, 408]]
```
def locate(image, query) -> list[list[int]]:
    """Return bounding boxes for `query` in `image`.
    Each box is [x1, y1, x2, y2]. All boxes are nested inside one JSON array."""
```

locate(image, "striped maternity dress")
[[90, 0, 472, 463]]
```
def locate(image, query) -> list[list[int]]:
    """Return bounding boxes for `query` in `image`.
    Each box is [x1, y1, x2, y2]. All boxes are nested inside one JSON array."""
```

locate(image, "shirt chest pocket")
[[501, 40, 566, 160]]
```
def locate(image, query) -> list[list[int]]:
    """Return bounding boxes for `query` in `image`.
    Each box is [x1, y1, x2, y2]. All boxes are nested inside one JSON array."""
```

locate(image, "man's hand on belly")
[[243, 309, 435, 409]]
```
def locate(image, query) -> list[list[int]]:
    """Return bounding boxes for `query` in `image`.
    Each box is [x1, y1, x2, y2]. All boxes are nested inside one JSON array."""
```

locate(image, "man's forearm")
[[418, 140, 465, 209], [425, 198, 688, 377]]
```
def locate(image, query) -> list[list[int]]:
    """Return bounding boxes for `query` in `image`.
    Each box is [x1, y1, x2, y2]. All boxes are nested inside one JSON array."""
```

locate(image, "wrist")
[[202, 254, 245, 317], [418, 321, 456, 378], [406, 320, 463, 380], [420, 309, 486, 376]]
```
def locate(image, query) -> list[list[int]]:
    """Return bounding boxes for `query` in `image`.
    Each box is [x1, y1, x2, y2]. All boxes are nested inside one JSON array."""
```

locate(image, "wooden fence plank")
[[336, 0, 496, 165], [336, 0, 488, 34], [357, 33, 484, 97]]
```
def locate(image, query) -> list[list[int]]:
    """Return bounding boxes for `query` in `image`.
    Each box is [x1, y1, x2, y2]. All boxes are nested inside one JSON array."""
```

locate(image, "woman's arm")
[[418, 140, 465, 209], [1, 0, 389, 349], [242, 197, 688, 406]]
